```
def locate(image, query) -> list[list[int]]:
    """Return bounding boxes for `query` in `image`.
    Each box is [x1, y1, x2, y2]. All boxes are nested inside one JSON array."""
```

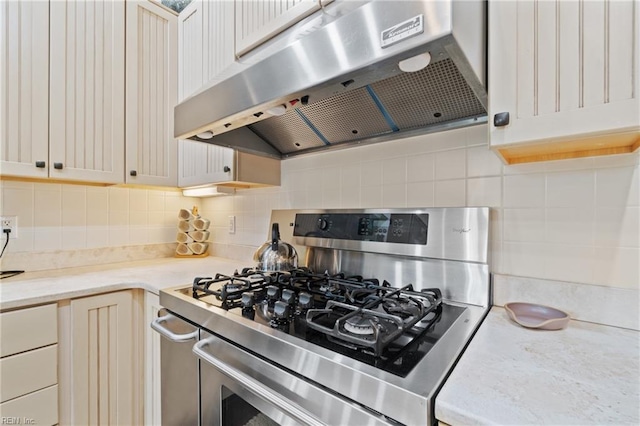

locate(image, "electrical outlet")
[[1, 216, 18, 239], [228, 216, 236, 234]]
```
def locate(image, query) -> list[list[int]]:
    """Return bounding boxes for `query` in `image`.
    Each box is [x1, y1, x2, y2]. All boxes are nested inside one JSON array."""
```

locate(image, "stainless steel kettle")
[[253, 223, 298, 272]]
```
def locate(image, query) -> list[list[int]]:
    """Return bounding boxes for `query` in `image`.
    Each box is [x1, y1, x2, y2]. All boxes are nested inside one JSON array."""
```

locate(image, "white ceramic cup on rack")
[[193, 217, 210, 231], [176, 232, 193, 244], [188, 242, 208, 255], [178, 209, 194, 221], [176, 243, 192, 256], [191, 230, 210, 242], [178, 219, 193, 233]]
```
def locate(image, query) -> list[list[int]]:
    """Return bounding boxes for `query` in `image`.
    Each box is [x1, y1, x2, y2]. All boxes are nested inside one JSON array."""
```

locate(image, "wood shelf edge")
[[494, 131, 640, 165]]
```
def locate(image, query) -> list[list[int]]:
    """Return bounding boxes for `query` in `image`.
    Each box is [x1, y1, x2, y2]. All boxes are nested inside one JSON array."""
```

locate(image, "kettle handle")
[[271, 223, 280, 251]]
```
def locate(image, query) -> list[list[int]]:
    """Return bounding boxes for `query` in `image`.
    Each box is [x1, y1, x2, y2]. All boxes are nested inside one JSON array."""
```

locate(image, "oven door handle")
[[193, 337, 325, 426], [151, 314, 198, 342]]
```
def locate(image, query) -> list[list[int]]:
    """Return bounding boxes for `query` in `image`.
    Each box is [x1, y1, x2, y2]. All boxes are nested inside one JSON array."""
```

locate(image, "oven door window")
[[221, 386, 279, 426]]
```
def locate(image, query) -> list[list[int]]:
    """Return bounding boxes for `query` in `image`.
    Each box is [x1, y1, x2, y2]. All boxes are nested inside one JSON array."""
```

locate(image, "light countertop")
[[435, 307, 640, 425], [0, 256, 246, 310], [3, 262, 638, 425]]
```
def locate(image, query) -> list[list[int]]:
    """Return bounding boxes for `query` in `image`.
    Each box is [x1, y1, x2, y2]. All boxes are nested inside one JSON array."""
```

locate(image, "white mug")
[[176, 243, 192, 255], [191, 230, 210, 242], [178, 208, 194, 221], [188, 242, 208, 255], [176, 232, 193, 244], [193, 217, 210, 231], [177, 219, 193, 232]]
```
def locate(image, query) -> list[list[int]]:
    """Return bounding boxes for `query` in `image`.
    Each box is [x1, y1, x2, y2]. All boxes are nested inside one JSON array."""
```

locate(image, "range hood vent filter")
[[248, 58, 486, 155], [370, 58, 486, 130]]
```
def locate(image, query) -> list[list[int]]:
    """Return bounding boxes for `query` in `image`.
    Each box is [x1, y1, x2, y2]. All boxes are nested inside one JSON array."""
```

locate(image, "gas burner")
[[344, 315, 375, 335], [221, 281, 252, 299], [382, 297, 423, 319], [319, 282, 339, 294]]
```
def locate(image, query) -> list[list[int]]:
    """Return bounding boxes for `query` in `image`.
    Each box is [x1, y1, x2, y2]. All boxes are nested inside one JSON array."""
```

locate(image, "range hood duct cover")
[[175, 0, 487, 158]]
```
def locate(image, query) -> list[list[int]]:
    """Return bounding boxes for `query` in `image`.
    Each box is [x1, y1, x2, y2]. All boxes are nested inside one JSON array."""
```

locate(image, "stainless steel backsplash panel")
[[270, 207, 491, 308], [306, 247, 490, 307]]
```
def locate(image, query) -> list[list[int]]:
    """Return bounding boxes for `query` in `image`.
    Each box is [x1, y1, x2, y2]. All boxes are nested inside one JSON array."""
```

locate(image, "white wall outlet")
[[228, 215, 236, 234], [1, 216, 18, 239]]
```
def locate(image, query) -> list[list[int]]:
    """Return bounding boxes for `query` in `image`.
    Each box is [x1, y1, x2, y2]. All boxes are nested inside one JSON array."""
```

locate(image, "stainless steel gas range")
[[153, 208, 491, 426]]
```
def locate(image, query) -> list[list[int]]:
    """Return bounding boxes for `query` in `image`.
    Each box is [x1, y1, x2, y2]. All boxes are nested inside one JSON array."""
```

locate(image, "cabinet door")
[[202, 0, 234, 84], [69, 290, 137, 425], [126, 1, 178, 187], [49, 0, 126, 183], [235, 0, 332, 57], [144, 292, 162, 426], [0, 0, 49, 178], [177, 0, 235, 188], [178, 142, 235, 187], [489, 0, 640, 161], [178, 0, 203, 102]]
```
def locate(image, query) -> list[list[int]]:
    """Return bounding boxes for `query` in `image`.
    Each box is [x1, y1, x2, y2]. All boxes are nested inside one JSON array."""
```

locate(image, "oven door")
[[194, 332, 392, 426], [151, 310, 200, 426]]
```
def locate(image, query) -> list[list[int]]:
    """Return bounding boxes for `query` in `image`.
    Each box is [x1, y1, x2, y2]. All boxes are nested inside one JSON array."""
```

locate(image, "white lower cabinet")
[[59, 290, 143, 425], [144, 292, 162, 426], [0, 304, 58, 425]]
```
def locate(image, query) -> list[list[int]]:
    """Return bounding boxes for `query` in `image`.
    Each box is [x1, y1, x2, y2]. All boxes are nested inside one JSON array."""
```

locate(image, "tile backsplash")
[[200, 125, 639, 290], [1, 124, 638, 290], [0, 183, 199, 255]]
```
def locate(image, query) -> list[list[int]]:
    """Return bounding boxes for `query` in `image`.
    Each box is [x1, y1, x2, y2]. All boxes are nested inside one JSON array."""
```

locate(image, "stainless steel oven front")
[[196, 331, 391, 426], [153, 207, 491, 425], [153, 311, 392, 426]]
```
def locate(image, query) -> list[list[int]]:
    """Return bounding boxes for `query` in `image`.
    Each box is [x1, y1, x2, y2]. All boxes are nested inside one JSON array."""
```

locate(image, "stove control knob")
[[273, 301, 290, 319], [267, 285, 280, 301], [281, 289, 296, 305], [298, 292, 313, 310], [317, 218, 329, 231], [241, 292, 255, 308]]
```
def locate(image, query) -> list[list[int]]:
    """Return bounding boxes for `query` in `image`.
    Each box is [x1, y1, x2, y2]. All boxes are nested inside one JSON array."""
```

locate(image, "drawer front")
[[0, 385, 58, 426], [0, 304, 57, 357], [0, 345, 57, 403]]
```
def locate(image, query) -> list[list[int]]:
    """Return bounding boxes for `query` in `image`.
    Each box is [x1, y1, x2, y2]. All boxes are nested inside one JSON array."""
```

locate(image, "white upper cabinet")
[[177, 0, 204, 102], [235, 0, 331, 57], [177, 0, 234, 99], [489, 0, 640, 164], [49, 0, 126, 183], [178, 0, 236, 188], [126, 0, 178, 187], [202, 0, 235, 84], [178, 142, 235, 187], [0, 0, 49, 178]]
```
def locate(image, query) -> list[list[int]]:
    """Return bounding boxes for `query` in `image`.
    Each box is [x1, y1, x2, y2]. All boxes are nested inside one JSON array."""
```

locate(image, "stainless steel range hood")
[[175, 0, 487, 159]]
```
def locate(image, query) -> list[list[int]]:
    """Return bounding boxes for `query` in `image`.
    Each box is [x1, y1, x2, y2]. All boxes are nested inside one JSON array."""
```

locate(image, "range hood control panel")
[[293, 213, 429, 245]]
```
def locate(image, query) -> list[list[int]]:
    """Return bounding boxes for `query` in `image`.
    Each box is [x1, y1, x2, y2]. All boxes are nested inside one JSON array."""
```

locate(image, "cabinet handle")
[[493, 112, 510, 127], [35, 161, 46, 168], [130, 170, 137, 176], [223, 166, 231, 173], [53, 162, 64, 170]]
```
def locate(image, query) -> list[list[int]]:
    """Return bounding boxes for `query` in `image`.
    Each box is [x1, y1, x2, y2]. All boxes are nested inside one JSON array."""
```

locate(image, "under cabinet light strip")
[[295, 109, 331, 146], [365, 85, 400, 132]]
